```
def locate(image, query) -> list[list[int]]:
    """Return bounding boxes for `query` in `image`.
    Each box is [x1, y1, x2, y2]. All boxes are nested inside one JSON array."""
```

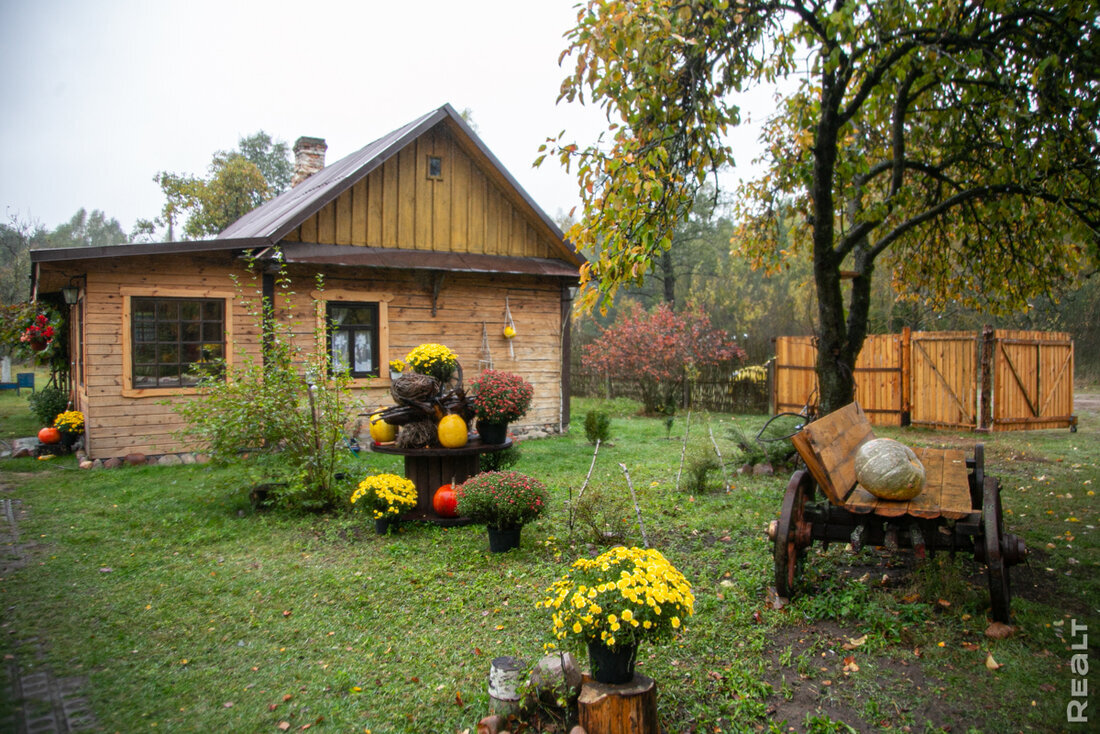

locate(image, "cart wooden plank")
[[793, 402, 874, 506], [843, 485, 880, 514], [906, 448, 945, 518], [938, 449, 973, 519], [795, 402, 976, 520]]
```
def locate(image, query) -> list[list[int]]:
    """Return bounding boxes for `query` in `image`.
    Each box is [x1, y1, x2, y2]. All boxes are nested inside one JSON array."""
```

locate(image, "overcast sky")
[[1, 0, 772, 235]]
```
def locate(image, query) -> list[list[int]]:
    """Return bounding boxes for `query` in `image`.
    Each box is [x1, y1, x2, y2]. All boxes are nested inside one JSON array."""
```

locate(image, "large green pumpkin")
[[854, 438, 925, 500]]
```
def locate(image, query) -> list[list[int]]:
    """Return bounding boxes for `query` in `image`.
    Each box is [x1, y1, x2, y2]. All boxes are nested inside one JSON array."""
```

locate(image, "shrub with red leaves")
[[582, 302, 744, 414]]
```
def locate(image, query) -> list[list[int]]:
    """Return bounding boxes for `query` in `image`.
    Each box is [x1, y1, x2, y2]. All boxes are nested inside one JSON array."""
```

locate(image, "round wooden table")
[[370, 437, 513, 523]]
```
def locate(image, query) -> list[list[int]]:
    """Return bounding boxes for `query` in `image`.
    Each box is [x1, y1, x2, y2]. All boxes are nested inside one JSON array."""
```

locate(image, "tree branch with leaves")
[[548, 0, 1099, 413]]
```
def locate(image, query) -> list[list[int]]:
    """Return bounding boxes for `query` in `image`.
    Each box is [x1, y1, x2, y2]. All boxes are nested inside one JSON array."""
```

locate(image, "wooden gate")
[[773, 329, 1075, 431], [773, 336, 818, 415], [909, 331, 980, 429], [992, 330, 1075, 431], [772, 334, 905, 426], [852, 332, 905, 426]]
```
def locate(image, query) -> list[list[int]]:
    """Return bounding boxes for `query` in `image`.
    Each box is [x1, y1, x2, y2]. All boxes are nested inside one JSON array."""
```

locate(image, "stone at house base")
[[10, 437, 37, 458], [752, 463, 774, 476], [68, 451, 210, 468]]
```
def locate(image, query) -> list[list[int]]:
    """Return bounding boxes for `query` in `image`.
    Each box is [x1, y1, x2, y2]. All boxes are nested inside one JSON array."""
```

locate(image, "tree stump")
[[577, 674, 658, 734], [487, 656, 525, 716]]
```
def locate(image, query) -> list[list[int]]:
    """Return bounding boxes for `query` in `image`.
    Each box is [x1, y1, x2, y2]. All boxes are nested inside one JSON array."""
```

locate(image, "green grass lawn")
[[0, 365, 52, 441], [0, 396, 1096, 732]]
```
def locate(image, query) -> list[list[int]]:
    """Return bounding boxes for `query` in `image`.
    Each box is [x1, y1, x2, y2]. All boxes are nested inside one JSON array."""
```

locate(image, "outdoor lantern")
[[62, 276, 83, 306]]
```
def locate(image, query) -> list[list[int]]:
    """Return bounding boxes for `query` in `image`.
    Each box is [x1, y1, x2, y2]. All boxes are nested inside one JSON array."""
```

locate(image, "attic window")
[[427, 155, 443, 179]]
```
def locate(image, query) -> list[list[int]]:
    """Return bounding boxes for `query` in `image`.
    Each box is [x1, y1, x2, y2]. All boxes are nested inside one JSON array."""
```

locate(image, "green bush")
[[176, 265, 364, 512], [584, 410, 612, 444], [570, 485, 631, 545], [729, 421, 795, 467], [28, 387, 68, 427], [684, 445, 721, 493]]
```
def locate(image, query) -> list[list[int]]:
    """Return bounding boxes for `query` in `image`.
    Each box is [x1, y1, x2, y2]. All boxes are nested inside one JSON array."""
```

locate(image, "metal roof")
[[279, 243, 579, 278], [31, 104, 582, 274], [216, 108, 439, 242], [217, 103, 578, 266]]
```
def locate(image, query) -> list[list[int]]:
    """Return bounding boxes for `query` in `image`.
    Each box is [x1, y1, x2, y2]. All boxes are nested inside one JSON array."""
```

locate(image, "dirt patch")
[[1075, 391, 1100, 413], [761, 620, 973, 732]]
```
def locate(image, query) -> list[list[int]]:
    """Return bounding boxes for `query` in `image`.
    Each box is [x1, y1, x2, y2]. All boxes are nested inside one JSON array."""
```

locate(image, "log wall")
[[40, 255, 567, 459]]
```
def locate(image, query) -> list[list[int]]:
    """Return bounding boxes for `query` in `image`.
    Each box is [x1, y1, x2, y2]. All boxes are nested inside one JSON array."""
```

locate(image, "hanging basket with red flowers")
[[20, 312, 57, 353]]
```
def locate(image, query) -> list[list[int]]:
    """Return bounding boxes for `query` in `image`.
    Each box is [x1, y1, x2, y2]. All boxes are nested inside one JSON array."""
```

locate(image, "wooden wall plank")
[[381, 157, 398, 247], [433, 133, 452, 250], [317, 200, 336, 243], [398, 145, 417, 249], [336, 179, 353, 244], [351, 177, 368, 246], [414, 135, 432, 249], [469, 168, 486, 254], [452, 142, 469, 252]]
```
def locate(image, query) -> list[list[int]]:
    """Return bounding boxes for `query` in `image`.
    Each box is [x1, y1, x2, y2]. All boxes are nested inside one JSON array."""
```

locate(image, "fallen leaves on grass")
[[985, 653, 1004, 671], [842, 635, 867, 650], [985, 622, 1016, 639]]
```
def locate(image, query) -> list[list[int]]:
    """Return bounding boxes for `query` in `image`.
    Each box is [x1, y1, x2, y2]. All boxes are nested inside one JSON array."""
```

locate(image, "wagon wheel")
[[774, 471, 815, 598], [982, 477, 1012, 624]]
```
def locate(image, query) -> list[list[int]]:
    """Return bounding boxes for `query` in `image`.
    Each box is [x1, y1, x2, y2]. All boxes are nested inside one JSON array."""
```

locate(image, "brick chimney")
[[291, 136, 327, 187]]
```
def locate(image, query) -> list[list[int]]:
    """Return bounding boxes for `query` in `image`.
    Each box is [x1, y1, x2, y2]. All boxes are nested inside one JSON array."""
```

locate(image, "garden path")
[[1, 488, 98, 733]]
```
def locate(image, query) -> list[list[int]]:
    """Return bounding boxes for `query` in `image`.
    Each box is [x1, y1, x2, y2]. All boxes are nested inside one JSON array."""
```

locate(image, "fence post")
[[979, 324, 995, 432], [900, 327, 911, 426], [767, 352, 776, 416]]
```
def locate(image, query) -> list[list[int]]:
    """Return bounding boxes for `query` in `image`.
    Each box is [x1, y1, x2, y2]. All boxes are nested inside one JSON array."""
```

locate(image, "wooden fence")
[[571, 360, 769, 414], [774, 328, 1075, 431]]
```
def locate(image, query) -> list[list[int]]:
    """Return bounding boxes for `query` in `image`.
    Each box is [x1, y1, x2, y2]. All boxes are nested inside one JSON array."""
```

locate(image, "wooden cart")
[[767, 403, 1027, 623]]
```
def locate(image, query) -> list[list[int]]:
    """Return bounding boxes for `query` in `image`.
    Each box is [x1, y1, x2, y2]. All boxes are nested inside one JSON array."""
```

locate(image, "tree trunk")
[[811, 64, 865, 415], [659, 249, 676, 307]]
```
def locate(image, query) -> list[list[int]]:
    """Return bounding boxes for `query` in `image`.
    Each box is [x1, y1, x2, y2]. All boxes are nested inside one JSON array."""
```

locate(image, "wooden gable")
[[281, 119, 562, 260]]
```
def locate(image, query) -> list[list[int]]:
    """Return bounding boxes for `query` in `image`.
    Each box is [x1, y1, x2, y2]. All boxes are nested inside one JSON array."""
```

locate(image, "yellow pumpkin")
[[369, 410, 397, 443], [437, 414, 468, 448]]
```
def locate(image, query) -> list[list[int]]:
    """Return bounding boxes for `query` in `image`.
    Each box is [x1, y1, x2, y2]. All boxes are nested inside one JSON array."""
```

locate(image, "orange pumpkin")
[[38, 426, 61, 444], [432, 484, 458, 518]]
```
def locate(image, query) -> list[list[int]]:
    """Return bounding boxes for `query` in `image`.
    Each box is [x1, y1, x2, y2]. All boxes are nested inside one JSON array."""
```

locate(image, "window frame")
[[121, 288, 236, 397], [313, 289, 392, 387], [327, 301, 380, 378]]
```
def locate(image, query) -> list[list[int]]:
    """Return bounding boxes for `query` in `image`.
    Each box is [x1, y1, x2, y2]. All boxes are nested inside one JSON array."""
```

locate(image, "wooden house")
[[31, 104, 583, 460]]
